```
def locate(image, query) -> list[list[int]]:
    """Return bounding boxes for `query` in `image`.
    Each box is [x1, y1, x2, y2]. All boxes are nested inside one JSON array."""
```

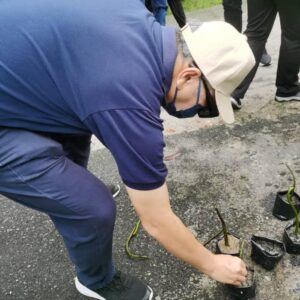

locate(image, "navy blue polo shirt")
[[0, 0, 177, 190]]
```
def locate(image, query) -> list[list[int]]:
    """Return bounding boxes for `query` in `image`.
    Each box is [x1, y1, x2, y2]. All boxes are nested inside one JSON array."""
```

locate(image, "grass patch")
[[182, 0, 222, 12]]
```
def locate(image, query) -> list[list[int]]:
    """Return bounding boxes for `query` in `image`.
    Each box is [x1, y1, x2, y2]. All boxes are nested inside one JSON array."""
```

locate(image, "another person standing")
[[230, 0, 300, 109], [145, 0, 186, 27], [222, 0, 271, 99]]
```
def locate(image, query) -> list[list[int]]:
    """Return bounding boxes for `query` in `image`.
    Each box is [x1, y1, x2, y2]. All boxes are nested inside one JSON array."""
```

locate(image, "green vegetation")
[[182, 0, 222, 12], [215, 207, 229, 246], [239, 239, 245, 259], [125, 220, 149, 260], [285, 164, 299, 236]]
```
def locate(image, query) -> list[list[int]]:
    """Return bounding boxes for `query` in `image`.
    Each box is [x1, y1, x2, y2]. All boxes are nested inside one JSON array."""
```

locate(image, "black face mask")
[[162, 78, 219, 119]]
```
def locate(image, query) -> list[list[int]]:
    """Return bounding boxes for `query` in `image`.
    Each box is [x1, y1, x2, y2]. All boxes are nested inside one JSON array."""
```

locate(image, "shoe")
[[75, 271, 154, 300], [107, 184, 120, 198], [275, 90, 300, 102], [230, 97, 242, 110], [260, 48, 271, 66]]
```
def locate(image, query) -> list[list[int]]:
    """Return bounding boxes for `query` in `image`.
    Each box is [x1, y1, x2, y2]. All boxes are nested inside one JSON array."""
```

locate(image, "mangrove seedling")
[[125, 219, 149, 260], [282, 165, 300, 254], [239, 239, 245, 259], [286, 164, 299, 236], [215, 207, 229, 246], [215, 207, 240, 255], [273, 163, 300, 220]]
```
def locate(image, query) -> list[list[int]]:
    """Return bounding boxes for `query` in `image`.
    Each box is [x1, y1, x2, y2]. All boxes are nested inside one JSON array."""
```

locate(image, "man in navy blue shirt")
[[0, 0, 254, 299]]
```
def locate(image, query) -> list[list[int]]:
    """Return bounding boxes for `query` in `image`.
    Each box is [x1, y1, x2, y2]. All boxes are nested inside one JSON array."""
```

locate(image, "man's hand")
[[207, 254, 247, 286], [125, 183, 247, 286]]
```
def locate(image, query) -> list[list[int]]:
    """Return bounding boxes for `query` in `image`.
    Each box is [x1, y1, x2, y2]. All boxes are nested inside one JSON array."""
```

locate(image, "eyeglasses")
[[199, 76, 219, 118], [189, 61, 219, 118]]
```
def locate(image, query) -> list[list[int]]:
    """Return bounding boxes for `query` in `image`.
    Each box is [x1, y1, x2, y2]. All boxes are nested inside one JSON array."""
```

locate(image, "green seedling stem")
[[125, 220, 149, 260], [286, 164, 299, 236], [215, 207, 229, 247], [239, 239, 245, 259]]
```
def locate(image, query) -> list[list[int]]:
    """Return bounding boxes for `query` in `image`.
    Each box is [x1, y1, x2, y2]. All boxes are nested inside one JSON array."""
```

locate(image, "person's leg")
[[231, 0, 277, 105], [44, 133, 120, 197], [151, 0, 168, 25], [274, 0, 300, 101], [44, 132, 92, 168], [0, 129, 116, 290], [167, 0, 186, 28], [222, 0, 271, 71], [223, 0, 242, 32], [145, 0, 153, 12]]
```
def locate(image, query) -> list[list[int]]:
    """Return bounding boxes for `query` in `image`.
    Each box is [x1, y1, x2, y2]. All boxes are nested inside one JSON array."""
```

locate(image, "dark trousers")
[[0, 129, 116, 290], [145, 0, 186, 28], [223, 0, 242, 32], [232, 0, 300, 99], [168, 0, 186, 28]]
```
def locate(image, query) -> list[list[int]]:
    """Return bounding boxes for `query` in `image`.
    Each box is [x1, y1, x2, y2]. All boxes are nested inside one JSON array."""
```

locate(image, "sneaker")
[[107, 184, 121, 198], [275, 90, 300, 102], [230, 96, 242, 110], [260, 48, 271, 66], [75, 271, 154, 300]]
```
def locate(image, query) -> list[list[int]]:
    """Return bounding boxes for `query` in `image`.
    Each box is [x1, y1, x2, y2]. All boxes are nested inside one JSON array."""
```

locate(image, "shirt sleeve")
[[84, 109, 168, 190]]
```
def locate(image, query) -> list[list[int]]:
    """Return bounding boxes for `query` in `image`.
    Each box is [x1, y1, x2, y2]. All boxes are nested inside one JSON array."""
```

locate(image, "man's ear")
[[176, 67, 201, 90]]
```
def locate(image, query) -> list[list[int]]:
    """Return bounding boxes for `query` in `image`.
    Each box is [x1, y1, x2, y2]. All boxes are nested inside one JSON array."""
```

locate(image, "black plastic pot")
[[216, 234, 240, 256], [227, 268, 256, 300], [250, 235, 285, 270], [272, 191, 300, 220], [283, 221, 300, 254]]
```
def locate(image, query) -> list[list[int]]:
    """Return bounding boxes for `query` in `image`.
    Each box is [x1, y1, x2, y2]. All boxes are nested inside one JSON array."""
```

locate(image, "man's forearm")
[[126, 183, 214, 276], [142, 210, 215, 275]]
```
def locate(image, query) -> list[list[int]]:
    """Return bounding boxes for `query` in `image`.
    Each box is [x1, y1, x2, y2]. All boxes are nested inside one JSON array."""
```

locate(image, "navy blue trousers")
[[145, 0, 167, 25], [0, 128, 116, 290]]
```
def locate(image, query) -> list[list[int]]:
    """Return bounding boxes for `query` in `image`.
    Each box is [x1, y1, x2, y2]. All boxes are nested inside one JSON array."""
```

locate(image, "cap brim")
[[215, 91, 235, 124]]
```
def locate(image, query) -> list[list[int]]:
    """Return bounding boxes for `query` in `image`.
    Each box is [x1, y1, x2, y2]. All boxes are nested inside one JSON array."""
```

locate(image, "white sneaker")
[[230, 97, 242, 110], [275, 91, 300, 102], [106, 184, 120, 198]]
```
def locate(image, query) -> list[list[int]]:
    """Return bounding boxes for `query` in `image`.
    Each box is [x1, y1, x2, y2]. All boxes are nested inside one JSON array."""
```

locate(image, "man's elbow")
[[139, 212, 175, 240], [140, 218, 161, 239]]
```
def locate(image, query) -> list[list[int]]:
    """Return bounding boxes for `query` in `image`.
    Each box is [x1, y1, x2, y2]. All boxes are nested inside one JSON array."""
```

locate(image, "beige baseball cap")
[[181, 21, 255, 124]]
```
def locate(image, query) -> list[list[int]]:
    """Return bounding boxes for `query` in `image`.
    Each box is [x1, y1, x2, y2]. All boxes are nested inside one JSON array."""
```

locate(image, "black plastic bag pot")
[[272, 191, 300, 220], [227, 268, 256, 300], [283, 221, 300, 254], [216, 234, 240, 256], [250, 235, 285, 270]]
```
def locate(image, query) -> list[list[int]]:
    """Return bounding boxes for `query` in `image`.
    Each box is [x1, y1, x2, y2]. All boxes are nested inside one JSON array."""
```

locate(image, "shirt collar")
[[161, 26, 177, 96]]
